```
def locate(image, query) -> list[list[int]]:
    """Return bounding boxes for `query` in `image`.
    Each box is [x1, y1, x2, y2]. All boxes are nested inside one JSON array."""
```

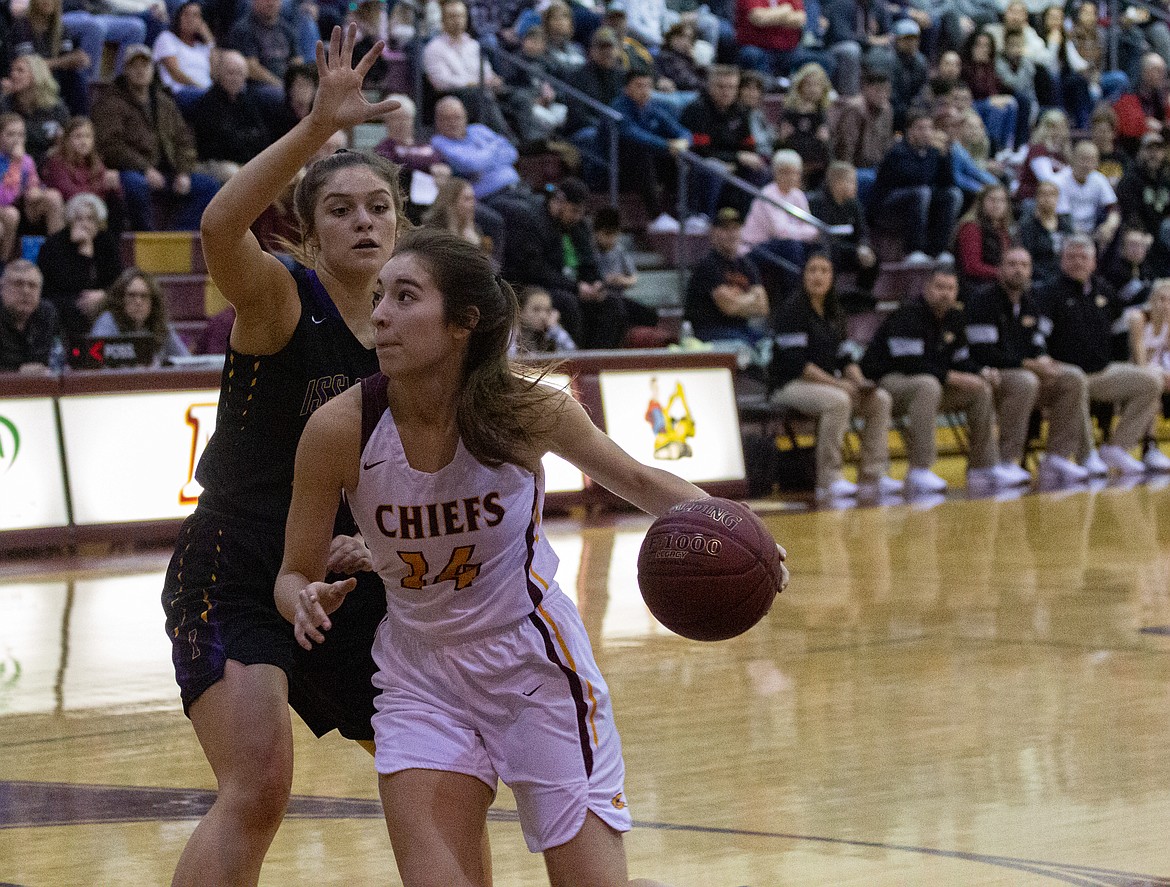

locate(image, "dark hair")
[[171, 1, 207, 41], [738, 69, 766, 92], [553, 176, 590, 205], [390, 228, 562, 469], [861, 68, 890, 86], [625, 69, 652, 86], [52, 116, 102, 176], [593, 204, 622, 233], [284, 61, 318, 94], [904, 107, 932, 130], [801, 251, 844, 333], [102, 267, 172, 354], [291, 149, 404, 261]]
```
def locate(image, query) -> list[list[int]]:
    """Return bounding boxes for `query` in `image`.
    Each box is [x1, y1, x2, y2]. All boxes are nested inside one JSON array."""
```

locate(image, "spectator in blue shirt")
[[430, 95, 524, 214], [611, 70, 692, 231]]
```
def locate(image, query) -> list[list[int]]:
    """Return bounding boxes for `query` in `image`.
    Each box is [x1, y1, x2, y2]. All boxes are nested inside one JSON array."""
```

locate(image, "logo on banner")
[[180, 403, 218, 504], [644, 377, 695, 461], [0, 415, 19, 476]]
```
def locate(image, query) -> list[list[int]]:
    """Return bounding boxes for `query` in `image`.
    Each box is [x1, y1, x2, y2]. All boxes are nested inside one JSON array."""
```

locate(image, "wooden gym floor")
[[2, 482, 1169, 886]]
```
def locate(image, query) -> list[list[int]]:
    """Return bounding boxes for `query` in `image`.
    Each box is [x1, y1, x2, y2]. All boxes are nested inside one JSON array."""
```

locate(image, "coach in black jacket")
[[861, 266, 1005, 492], [965, 246, 1091, 483], [1035, 235, 1162, 475]]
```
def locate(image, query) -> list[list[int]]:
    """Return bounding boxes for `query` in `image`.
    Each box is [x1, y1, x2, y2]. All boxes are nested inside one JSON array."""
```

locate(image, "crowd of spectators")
[[4, 0, 1170, 499]]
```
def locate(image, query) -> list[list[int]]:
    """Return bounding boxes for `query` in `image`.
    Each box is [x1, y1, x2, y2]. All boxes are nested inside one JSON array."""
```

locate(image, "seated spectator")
[[861, 266, 1011, 493], [1063, 2, 1131, 129], [513, 285, 577, 354], [422, 177, 493, 259], [612, 70, 692, 232], [59, 0, 148, 86], [887, 19, 929, 130], [738, 69, 778, 160], [588, 203, 657, 348], [1116, 132, 1170, 274], [500, 23, 570, 150], [345, 0, 391, 89], [1114, 52, 1170, 151], [9, 0, 91, 114], [1036, 235, 1163, 475], [422, 0, 517, 142], [1017, 179, 1074, 285], [1054, 139, 1121, 249], [41, 116, 124, 215], [0, 113, 65, 240], [600, 3, 656, 77], [90, 267, 189, 365], [1, 53, 71, 164], [735, 0, 834, 83], [0, 259, 61, 373], [656, 20, 706, 94], [870, 109, 961, 263], [371, 94, 454, 222], [959, 28, 1019, 152], [1127, 277, 1170, 470], [995, 28, 1038, 149], [542, 0, 587, 74], [955, 183, 1012, 288], [92, 45, 219, 230], [187, 50, 272, 184], [680, 64, 768, 217], [1016, 108, 1071, 204], [152, 0, 214, 109], [739, 148, 820, 284], [1089, 104, 1130, 188], [770, 251, 900, 499], [963, 246, 1092, 485], [499, 176, 601, 343], [683, 205, 770, 356], [563, 26, 625, 138], [800, 0, 862, 98], [807, 160, 877, 296], [430, 95, 524, 213], [1103, 228, 1157, 316], [778, 62, 832, 190], [932, 106, 999, 201], [224, 0, 301, 108], [264, 61, 318, 139], [829, 68, 894, 201], [36, 193, 122, 345]]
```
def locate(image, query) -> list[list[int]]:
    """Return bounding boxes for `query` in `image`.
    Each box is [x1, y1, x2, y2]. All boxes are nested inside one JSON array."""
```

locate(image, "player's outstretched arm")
[[545, 393, 708, 517], [276, 387, 364, 648], [200, 24, 401, 353]]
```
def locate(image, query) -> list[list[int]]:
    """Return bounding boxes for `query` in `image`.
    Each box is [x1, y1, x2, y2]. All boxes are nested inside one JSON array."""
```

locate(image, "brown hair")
[[959, 182, 1011, 232], [102, 267, 172, 354], [53, 116, 103, 176], [287, 148, 405, 265], [422, 177, 476, 233], [390, 228, 562, 470]]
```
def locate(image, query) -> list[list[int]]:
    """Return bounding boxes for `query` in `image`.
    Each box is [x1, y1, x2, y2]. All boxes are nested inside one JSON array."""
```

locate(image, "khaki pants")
[[995, 368, 1041, 464], [880, 373, 999, 469], [1032, 363, 1092, 461], [1087, 362, 1163, 450], [771, 379, 893, 485]]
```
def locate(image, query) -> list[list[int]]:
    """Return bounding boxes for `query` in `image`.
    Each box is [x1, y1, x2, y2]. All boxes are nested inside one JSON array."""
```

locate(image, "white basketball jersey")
[[348, 402, 563, 643]]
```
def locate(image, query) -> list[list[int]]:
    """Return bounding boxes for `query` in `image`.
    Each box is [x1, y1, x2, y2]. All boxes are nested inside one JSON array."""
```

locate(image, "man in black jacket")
[[186, 51, 273, 183], [1036, 235, 1163, 475], [964, 246, 1091, 485], [861, 266, 1011, 493], [0, 261, 59, 374], [500, 178, 602, 344]]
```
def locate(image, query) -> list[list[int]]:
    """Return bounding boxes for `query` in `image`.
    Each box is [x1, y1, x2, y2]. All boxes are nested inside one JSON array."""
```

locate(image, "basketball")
[[637, 498, 783, 641]]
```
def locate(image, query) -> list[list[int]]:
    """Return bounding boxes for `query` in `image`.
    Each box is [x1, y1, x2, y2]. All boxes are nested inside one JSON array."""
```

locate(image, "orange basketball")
[[636, 498, 783, 641]]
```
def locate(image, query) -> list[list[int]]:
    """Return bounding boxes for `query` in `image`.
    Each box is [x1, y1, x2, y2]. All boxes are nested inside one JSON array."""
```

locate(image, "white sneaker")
[[1082, 449, 1109, 477], [683, 214, 710, 234], [1144, 445, 1170, 472], [967, 466, 999, 490], [648, 213, 681, 233], [1039, 453, 1090, 483], [995, 462, 1032, 486], [1099, 444, 1146, 475], [816, 477, 859, 499], [907, 467, 947, 493], [876, 474, 904, 494], [904, 250, 932, 265], [935, 251, 955, 265]]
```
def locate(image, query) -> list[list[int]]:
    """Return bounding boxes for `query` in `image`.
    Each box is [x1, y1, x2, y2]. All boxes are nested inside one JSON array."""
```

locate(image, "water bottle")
[[679, 320, 696, 349]]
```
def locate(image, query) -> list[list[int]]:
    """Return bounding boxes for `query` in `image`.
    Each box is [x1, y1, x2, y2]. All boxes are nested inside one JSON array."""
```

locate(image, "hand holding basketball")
[[637, 497, 786, 641]]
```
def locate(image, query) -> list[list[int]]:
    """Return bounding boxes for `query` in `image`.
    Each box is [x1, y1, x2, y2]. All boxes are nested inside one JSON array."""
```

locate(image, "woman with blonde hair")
[[1017, 108, 1071, 201], [7, 0, 92, 113], [1, 53, 71, 163], [422, 177, 492, 258], [779, 62, 831, 189]]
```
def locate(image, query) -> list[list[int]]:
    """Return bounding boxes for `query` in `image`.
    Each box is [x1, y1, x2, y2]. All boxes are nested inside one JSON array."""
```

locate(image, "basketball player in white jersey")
[[275, 228, 790, 886]]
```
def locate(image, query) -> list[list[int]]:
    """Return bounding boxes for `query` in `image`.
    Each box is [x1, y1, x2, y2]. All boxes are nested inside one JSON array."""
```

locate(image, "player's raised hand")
[[294, 577, 357, 649], [309, 24, 400, 133]]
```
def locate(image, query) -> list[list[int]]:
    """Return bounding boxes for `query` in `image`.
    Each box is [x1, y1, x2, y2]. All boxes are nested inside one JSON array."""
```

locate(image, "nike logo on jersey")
[[311, 315, 326, 324], [522, 684, 542, 697], [364, 459, 388, 470]]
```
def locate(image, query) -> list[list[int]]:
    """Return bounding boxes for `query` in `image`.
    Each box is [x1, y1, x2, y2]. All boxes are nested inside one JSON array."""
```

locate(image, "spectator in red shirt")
[[955, 183, 1013, 288], [735, 0, 832, 82], [1114, 52, 1170, 152]]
